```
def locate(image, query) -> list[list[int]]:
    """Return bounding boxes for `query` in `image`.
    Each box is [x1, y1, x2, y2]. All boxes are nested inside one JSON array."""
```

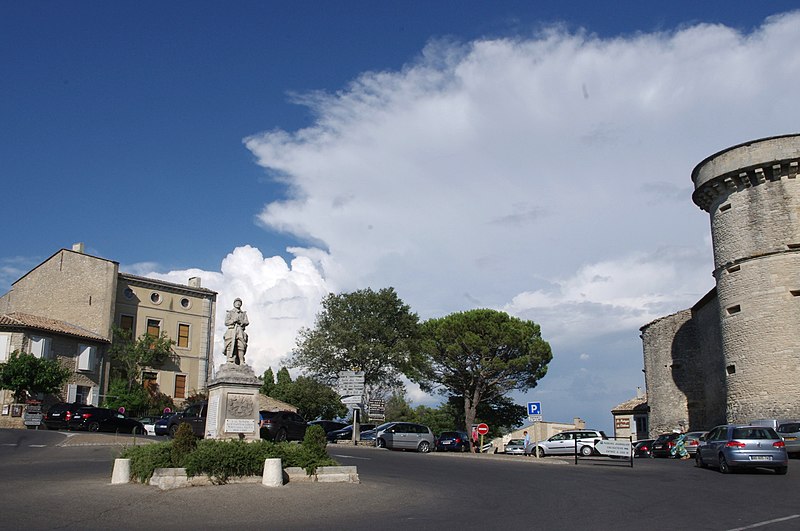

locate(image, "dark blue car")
[[435, 431, 471, 452]]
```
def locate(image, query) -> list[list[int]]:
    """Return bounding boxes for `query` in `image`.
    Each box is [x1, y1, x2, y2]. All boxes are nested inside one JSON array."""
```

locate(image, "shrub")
[[302, 424, 328, 459], [120, 442, 172, 482], [119, 435, 338, 484], [170, 422, 198, 467]]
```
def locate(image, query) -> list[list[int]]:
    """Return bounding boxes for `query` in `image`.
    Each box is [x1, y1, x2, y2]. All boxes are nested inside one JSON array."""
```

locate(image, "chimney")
[[72, 242, 85, 253], [636, 386, 644, 398], [188, 277, 202, 288]]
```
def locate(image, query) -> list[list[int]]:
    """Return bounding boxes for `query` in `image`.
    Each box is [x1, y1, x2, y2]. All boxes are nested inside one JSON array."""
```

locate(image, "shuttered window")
[[174, 375, 186, 399], [146, 319, 161, 337], [120, 314, 135, 333], [177, 324, 190, 348]]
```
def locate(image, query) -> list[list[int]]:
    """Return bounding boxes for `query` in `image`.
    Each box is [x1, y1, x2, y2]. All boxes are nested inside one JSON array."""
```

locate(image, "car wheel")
[[775, 466, 788, 475], [132, 425, 145, 435], [275, 428, 287, 442], [696, 452, 707, 468], [535, 447, 545, 458], [418, 441, 431, 453], [169, 424, 179, 438], [719, 454, 732, 474], [88, 422, 100, 432], [580, 445, 593, 457], [377, 438, 386, 448]]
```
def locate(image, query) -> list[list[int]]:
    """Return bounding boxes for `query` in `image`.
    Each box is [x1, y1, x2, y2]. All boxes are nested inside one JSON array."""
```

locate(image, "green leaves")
[[108, 326, 175, 390], [0, 351, 71, 402], [290, 287, 423, 390]]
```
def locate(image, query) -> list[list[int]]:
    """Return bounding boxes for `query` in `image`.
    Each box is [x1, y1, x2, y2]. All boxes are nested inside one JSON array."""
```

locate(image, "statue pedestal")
[[205, 363, 261, 441]]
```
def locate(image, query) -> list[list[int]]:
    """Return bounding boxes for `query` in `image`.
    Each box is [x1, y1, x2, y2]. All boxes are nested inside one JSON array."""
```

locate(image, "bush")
[[120, 442, 172, 482], [119, 436, 338, 484], [303, 424, 328, 459], [171, 423, 198, 467]]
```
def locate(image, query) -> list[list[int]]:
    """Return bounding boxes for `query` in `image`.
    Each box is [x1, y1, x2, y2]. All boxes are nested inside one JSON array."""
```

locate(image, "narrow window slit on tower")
[[719, 203, 732, 212], [788, 243, 800, 250], [727, 265, 740, 273], [791, 290, 800, 297], [726, 365, 736, 375], [727, 305, 741, 315]]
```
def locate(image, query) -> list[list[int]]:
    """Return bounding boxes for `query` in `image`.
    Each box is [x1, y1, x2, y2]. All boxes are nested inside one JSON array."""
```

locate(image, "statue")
[[223, 298, 249, 365]]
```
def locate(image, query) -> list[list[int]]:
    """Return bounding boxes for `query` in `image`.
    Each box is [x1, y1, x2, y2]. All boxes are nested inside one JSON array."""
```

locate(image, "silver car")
[[776, 422, 800, 455], [526, 429, 607, 457], [376, 422, 434, 453], [696, 425, 788, 474], [504, 438, 526, 455]]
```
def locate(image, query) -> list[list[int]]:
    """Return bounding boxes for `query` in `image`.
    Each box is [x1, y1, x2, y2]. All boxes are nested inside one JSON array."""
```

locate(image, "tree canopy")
[[0, 351, 71, 402], [261, 366, 347, 420], [108, 327, 175, 391], [420, 309, 552, 433], [289, 287, 425, 390]]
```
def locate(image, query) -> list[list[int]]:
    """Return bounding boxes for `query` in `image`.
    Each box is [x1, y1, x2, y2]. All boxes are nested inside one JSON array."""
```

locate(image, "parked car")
[[376, 422, 434, 453], [260, 410, 307, 441], [651, 432, 682, 458], [137, 413, 174, 436], [166, 402, 208, 438], [435, 431, 471, 452], [327, 424, 376, 442], [683, 431, 707, 456], [776, 422, 800, 455], [504, 438, 526, 455], [307, 420, 348, 434], [42, 402, 85, 430], [67, 407, 146, 434], [526, 429, 608, 457], [696, 424, 788, 474], [633, 439, 655, 458], [154, 414, 175, 436]]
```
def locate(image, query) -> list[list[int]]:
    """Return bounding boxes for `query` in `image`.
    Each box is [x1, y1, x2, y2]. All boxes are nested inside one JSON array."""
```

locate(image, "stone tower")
[[691, 134, 800, 423]]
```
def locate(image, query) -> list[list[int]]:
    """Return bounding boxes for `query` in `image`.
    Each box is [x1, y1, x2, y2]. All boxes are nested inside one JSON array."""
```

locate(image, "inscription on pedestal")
[[225, 418, 256, 433]]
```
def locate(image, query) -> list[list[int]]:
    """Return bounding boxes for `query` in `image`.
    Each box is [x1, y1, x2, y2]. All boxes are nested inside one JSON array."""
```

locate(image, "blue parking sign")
[[527, 402, 541, 415]]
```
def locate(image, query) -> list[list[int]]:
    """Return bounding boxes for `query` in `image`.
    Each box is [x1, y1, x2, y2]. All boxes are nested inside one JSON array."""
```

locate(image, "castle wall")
[[693, 136, 800, 423]]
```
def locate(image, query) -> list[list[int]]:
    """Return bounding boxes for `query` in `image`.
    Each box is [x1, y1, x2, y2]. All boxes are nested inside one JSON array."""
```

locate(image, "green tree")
[[0, 351, 71, 402], [108, 327, 175, 390], [384, 390, 415, 422], [260, 367, 275, 396], [103, 378, 176, 415], [445, 395, 527, 436], [290, 287, 424, 390], [420, 309, 552, 435], [266, 367, 346, 420]]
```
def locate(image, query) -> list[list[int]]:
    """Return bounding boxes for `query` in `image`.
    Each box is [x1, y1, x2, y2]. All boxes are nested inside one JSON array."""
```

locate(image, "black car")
[[633, 439, 655, 458], [67, 407, 146, 434], [327, 424, 377, 443], [307, 420, 348, 434], [260, 410, 307, 441], [42, 402, 86, 430], [651, 433, 681, 457], [166, 402, 208, 438], [435, 431, 471, 452]]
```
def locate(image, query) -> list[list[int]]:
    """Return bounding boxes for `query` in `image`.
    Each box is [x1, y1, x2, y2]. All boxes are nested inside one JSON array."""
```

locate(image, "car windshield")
[[778, 423, 800, 433], [507, 439, 524, 445], [440, 432, 459, 438], [374, 422, 395, 431]]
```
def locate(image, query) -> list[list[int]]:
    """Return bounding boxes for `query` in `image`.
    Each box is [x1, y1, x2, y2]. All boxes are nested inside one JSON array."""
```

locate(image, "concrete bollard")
[[262, 458, 284, 487], [111, 458, 130, 484]]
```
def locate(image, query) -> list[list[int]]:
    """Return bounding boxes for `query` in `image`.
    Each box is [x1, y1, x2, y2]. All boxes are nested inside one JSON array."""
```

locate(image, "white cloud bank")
[[157, 12, 800, 430]]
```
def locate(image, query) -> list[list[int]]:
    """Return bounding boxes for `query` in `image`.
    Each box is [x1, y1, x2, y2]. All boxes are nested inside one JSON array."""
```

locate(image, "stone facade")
[[0, 244, 217, 416], [642, 134, 800, 436]]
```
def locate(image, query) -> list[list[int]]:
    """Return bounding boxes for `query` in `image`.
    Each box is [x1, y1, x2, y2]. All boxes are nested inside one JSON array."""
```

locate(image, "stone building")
[[0, 244, 216, 426], [641, 134, 800, 436]]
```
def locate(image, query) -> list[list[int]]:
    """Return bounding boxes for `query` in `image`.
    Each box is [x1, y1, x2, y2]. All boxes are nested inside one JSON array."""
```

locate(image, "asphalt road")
[[2, 429, 799, 530]]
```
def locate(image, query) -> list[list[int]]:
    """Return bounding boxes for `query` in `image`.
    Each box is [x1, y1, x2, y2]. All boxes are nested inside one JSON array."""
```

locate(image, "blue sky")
[[3, 2, 800, 432]]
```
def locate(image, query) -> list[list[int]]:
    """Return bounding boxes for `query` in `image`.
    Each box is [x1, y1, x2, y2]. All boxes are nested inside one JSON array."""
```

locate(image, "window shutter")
[[0, 333, 10, 362], [77, 344, 95, 371], [30, 335, 45, 358], [89, 386, 99, 406], [67, 384, 77, 403]]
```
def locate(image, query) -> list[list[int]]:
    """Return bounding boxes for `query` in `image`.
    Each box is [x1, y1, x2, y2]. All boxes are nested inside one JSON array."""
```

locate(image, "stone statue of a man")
[[223, 298, 249, 365]]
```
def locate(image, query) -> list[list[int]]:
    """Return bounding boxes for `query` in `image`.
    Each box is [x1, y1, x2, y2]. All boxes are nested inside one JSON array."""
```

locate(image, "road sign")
[[527, 402, 542, 416], [340, 395, 363, 405], [595, 440, 632, 458], [337, 371, 365, 396], [477, 423, 489, 435], [528, 414, 543, 423]]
